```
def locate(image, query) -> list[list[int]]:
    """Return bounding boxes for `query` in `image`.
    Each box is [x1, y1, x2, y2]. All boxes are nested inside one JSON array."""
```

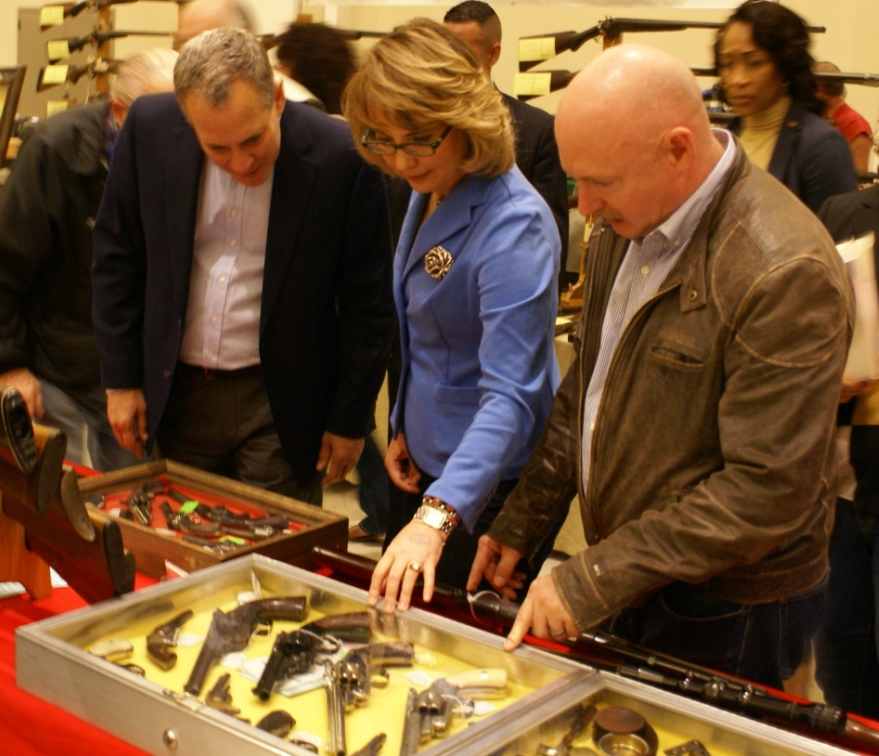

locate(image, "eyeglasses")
[[362, 125, 452, 157]]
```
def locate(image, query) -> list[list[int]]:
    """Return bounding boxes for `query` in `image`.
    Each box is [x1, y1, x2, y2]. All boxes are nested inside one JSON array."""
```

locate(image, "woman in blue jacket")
[[343, 18, 561, 613]]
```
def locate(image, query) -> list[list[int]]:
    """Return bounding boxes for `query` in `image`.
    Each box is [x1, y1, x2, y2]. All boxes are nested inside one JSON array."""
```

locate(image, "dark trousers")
[[384, 471, 564, 598], [605, 576, 828, 691], [157, 362, 322, 505], [355, 433, 390, 536], [814, 497, 879, 719]]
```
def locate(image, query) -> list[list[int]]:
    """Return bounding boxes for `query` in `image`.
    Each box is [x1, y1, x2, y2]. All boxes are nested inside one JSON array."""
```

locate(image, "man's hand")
[[467, 534, 525, 600], [368, 520, 445, 612], [502, 574, 577, 652], [317, 432, 364, 487], [106, 389, 148, 456], [0, 368, 44, 419], [384, 433, 421, 493]]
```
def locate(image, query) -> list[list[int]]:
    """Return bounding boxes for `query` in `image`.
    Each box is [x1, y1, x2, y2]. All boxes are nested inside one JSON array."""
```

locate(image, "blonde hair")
[[342, 18, 514, 179]]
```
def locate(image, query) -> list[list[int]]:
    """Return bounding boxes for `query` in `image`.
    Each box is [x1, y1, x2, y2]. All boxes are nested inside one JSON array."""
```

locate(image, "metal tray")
[[16, 554, 587, 756]]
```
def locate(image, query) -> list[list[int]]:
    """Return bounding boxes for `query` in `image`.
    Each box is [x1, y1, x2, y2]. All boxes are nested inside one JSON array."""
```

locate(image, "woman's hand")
[[385, 433, 421, 493], [368, 520, 445, 612]]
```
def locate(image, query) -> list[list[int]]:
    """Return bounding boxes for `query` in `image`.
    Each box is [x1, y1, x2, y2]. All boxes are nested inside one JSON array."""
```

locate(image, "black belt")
[[175, 361, 261, 380]]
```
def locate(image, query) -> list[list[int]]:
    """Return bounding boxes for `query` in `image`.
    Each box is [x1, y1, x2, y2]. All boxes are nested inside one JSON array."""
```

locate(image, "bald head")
[[561, 45, 709, 147], [175, 0, 255, 49], [557, 45, 724, 239]]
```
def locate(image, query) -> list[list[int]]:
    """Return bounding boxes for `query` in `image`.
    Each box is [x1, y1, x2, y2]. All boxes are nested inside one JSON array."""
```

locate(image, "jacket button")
[[688, 289, 698, 302], [163, 369, 172, 380]]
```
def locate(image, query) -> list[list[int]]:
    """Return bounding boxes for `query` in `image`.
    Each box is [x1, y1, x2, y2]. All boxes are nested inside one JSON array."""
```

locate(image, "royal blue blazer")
[[391, 167, 561, 531]]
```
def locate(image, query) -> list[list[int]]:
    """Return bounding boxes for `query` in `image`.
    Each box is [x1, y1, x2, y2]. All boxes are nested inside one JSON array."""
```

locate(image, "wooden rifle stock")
[[0, 404, 135, 603]]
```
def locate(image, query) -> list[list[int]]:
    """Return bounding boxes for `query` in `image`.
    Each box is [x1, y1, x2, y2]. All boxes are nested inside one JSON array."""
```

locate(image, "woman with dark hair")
[[274, 22, 357, 115], [715, 0, 856, 213]]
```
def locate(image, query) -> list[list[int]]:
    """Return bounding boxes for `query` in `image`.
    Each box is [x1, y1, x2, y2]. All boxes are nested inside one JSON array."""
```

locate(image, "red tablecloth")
[[0, 576, 156, 756]]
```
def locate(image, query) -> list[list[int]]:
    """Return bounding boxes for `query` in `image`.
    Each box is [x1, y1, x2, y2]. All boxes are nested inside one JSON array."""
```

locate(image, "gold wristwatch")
[[413, 496, 460, 537]]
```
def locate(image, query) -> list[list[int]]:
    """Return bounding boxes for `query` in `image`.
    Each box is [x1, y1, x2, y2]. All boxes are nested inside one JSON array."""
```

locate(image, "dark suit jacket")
[[502, 93, 569, 261], [732, 100, 856, 215], [92, 93, 394, 483]]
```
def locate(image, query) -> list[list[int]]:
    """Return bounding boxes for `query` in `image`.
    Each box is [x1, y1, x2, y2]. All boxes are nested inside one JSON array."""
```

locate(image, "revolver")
[[146, 609, 194, 670], [183, 595, 308, 696]]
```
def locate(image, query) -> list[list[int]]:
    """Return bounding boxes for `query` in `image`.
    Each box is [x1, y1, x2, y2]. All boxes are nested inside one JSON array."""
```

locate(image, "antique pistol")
[[325, 648, 380, 756], [325, 642, 411, 756], [399, 669, 508, 756], [183, 595, 308, 696], [146, 609, 194, 670], [301, 610, 373, 644], [252, 628, 337, 702]]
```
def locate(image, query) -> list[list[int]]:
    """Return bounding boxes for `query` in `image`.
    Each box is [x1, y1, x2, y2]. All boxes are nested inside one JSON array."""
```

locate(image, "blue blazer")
[[732, 101, 857, 214], [392, 167, 560, 531], [92, 93, 394, 483]]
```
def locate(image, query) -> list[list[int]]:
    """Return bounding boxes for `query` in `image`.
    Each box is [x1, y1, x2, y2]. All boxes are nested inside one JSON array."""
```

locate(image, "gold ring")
[[407, 562, 423, 572]]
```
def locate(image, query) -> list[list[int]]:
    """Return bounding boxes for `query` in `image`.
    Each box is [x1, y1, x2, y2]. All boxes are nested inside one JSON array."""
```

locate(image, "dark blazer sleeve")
[[503, 94, 569, 263], [258, 106, 395, 478], [770, 104, 858, 215]]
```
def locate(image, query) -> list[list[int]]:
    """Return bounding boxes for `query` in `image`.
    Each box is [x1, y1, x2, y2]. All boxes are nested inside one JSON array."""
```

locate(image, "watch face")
[[421, 507, 447, 529]]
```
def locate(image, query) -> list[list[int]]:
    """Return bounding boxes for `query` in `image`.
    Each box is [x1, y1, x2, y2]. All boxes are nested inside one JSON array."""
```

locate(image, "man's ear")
[[488, 42, 501, 69], [109, 99, 128, 128], [272, 78, 285, 115]]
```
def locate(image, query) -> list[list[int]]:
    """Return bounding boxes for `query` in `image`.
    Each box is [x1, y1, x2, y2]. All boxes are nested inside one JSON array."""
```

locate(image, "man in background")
[[0, 49, 177, 470], [92, 29, 393, 504], [174, 0, 322, 108], [443, 1, 571, 290], [815, 61, 874, 173]]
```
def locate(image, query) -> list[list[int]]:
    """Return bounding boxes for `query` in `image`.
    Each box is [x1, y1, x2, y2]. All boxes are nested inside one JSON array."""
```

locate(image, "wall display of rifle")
[[513, 16, 825, 102]]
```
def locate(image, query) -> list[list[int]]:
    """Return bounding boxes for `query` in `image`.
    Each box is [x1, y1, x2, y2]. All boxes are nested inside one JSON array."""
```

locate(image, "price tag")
[[42, 64, 69, 86], [518, 37, 556, 63], [40, 6, 65, 27], [514, 73, 552, 97], [47, 39, 71, 62], [47, 100, 70, 118]]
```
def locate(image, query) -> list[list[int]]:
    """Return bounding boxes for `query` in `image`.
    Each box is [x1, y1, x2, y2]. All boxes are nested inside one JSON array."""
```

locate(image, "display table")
[[0, 576, 156, 756]]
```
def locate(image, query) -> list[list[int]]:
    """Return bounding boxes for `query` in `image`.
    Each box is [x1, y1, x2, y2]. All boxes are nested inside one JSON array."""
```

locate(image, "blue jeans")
[[813, 498, 879, 719], [39, 380, 142, 472], [606, 576, 828, 690]]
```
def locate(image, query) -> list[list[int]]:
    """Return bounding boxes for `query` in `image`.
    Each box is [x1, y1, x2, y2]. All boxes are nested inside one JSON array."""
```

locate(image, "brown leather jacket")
[[488, 146, 854, 630]]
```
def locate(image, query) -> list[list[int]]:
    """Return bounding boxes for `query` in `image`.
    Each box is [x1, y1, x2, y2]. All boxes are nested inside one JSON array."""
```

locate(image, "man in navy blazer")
[[92, 28, 394, 503], [444, 1, 571, 290]]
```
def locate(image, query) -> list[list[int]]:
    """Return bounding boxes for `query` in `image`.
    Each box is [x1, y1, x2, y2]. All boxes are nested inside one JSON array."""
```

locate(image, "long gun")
[[36, 59, 120, 92], [469, 592, 879, 756], [518, 17, 824, 72], [1, 388, 134, 602], [46, 30, 172, 63], [311, 548, 879, 755], [183, 595, 308, 696], [40, 0, 181, 29]]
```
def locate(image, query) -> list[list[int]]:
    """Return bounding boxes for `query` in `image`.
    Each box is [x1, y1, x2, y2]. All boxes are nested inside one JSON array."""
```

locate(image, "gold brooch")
[[424, 245, 453, 280]]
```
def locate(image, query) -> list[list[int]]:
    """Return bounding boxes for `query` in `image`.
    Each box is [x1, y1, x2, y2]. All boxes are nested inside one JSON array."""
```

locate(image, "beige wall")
[[4, 1, 879, 125]]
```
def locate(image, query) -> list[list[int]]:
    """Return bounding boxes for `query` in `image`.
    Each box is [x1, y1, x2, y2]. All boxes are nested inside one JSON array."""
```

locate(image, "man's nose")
[[578, 185, 603, 216], [229, 149, 255, 174]]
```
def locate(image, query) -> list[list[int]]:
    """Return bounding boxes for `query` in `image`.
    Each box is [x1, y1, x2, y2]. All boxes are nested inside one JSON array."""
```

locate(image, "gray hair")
[[173, 26, 274, 109], [112, 47, 178, 108]]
